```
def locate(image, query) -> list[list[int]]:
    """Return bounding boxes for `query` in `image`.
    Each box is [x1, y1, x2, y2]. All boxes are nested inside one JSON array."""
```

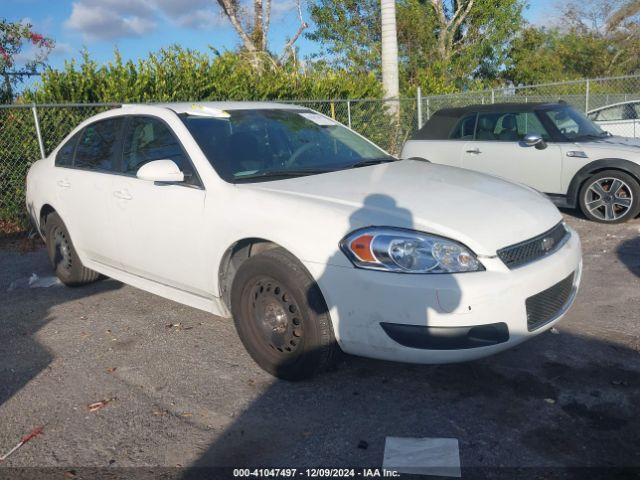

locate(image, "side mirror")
[[522, 134, 547, 150], [136, 159, 185, 183]]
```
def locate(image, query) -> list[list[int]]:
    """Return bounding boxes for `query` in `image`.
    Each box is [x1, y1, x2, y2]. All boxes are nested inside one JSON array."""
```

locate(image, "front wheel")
[[230, 248, 338, 380], [578, 170, 640, 223]]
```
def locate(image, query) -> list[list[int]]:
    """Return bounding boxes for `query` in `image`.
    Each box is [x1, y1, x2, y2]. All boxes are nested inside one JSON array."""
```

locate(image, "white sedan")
[[26, 102, 582, 380]]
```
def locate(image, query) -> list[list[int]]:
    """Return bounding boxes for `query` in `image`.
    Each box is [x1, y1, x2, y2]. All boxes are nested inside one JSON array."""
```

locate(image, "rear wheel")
[[44, 212, 100, 286], [230, 247, 338, 380], [578, 170, 640, 223]]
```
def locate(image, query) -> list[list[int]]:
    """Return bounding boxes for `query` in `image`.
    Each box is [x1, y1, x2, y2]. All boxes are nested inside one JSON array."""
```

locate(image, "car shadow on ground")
[[617, 236, 640, 277], [0, 257, 122, 408], [183, 330, 640, 479]]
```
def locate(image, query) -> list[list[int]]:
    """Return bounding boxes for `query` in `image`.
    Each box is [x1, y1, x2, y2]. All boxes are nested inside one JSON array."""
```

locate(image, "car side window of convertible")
[[475, 112, 550, 142], [449, 113, 477, 140], [74, 117, 124, 172], [122, 116, 201, 187]]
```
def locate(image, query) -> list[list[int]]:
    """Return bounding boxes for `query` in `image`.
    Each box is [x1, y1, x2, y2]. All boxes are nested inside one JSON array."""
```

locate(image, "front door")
[[461, 111, 563, 194], [107, 115, 211, 297]]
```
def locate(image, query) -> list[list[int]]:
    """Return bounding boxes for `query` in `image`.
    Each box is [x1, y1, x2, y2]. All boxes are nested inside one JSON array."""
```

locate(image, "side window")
[[518, 112, 550, 141], [55, 131, 81, 167], [475, 113, 499, 140], [597, 105, 625, 121], [75, 118, 123, 171], [449, 114, 477, 139], [623, 104, 638, 120], [123, 116, 198, 185], [546, 110, 580, 135], [476, 112, 550, 142]]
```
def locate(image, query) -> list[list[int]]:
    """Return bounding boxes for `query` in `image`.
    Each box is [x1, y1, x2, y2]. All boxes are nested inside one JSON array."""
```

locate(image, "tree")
[[306, 0, 381, 73], [506, 0, 640, 84], [381, 0, 400, 108], [306, 0, 525, 93], [215, 0, 308, 68], [606, 0, 640, 31], [0, 19, 54, 103]]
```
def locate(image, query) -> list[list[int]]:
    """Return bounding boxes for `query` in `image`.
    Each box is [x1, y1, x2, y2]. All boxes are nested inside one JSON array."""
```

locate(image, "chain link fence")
[[1, 74, 639, 233]]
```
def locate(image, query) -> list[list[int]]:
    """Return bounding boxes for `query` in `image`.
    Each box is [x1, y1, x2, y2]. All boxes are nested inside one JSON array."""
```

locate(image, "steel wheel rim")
[[584, 177, 634, 221], [249, 277, 303, 354], [52, 226, 73, 271]]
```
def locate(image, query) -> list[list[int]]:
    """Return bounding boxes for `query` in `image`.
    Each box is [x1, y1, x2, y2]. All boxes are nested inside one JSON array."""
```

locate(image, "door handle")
[[56, 179, 71, 188], [113, 190, 132, 200], [466, 148, 481, 154]]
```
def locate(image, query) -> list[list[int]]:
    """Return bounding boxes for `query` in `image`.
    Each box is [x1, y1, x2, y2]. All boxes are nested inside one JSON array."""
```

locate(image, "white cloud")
[[271, 0, 299, 19], [51, 42, 74, 57], [64, 0, 301, 41], [152, 0, 211, 16], [66, 1, 157, 40], [174, 9, 225, 30]]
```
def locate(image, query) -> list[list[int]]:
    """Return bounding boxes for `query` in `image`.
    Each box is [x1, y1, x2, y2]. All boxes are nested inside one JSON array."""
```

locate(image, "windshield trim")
[[536, 105, 605, 143], [179, 108, 394, 184]]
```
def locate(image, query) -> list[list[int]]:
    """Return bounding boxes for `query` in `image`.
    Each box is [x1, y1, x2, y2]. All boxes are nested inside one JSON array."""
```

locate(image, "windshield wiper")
[[233, 169, 333, 182], [579, 132, 611, 140], [350, 157, 396, 168]]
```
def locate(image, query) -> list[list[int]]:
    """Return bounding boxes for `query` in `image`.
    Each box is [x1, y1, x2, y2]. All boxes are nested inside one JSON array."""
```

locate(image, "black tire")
[[44, 212, 100, 286], [578, 170, 640, 224], [230, 247, 338, 380]]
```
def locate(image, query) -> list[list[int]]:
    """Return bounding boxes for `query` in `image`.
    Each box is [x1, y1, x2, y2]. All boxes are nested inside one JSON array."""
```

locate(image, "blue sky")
[[4, 0, 559, 76]]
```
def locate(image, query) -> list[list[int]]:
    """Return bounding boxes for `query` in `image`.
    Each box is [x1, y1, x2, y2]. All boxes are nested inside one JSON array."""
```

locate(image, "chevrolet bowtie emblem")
[[541, 237, 555, 252]]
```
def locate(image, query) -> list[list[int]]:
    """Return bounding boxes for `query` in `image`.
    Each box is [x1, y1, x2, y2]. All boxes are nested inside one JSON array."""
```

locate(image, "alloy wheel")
[[584, 177, 634, 222]]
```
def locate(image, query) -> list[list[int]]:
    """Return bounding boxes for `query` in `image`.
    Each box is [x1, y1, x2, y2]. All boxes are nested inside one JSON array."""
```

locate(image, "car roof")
[[123, 101, 305, 114], [411, 102, 566, 141], [434, 102, 564, 116], [587, 100, 640, 114]]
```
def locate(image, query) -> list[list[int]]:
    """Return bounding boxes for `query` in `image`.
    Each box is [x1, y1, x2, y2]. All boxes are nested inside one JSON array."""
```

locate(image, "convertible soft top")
[[412, 102, 565, 140]]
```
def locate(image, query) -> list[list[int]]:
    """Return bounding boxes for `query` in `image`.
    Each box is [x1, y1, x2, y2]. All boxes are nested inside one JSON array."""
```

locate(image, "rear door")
[[107, 115, 211, 296], [58, 117, 124, 266], [461, 110, 563, 194]]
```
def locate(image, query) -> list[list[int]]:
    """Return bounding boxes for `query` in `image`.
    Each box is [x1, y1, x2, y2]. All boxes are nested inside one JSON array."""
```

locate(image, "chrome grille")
[[498, 223, 569, 269], [526, 273, 575, 331]]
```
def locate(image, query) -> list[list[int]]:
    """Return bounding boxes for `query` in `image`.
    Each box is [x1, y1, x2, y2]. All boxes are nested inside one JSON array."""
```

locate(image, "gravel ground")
[[0, 212, 639, 479]]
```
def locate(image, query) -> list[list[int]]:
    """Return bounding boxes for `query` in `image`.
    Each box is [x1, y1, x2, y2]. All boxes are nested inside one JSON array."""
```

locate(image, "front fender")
[[566, 158, 640, 207]]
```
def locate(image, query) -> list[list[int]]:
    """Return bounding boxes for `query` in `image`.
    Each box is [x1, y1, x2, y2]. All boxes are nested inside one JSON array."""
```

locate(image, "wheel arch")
[[567, 158, 640, 207], [217, 238, 288, 311], [38, 203, 58, 238]]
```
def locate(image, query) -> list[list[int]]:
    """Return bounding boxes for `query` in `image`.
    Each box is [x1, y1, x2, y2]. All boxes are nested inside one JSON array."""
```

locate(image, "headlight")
[[340, 227, 484, 273]]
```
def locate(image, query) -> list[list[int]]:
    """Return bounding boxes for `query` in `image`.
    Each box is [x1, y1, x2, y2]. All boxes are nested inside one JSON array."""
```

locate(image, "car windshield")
[[540, 105, 607, 141], [180, 108, 394, 182]]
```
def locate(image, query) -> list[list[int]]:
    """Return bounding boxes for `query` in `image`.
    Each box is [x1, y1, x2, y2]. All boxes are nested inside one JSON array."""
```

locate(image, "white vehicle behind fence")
[[26, 102, 582, 379], [588, 101, 640, 139]]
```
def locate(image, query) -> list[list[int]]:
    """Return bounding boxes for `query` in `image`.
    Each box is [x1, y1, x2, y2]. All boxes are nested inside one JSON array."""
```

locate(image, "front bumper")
[[305, 227, 582, 364]]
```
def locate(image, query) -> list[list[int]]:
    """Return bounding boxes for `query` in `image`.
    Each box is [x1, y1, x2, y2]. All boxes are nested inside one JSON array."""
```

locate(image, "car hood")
[[243, 160, 562, 255], [576, 136, 640, 157]]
